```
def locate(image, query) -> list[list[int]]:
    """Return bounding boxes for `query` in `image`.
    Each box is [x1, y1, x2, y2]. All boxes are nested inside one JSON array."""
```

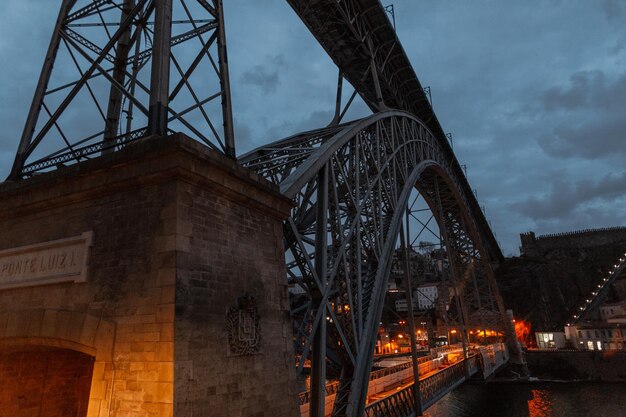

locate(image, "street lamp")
[[448, 329, 457, 345]]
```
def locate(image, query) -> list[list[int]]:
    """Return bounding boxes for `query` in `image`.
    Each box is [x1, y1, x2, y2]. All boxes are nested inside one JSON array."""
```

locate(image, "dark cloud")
[[539, 114, 626, 159], [512, 172, 626, 220], [540, 71, 604, 111], [540, 70, 626, 111], [533, 71, 626, 159], [240, 55, 286, 94], [240, 66, 279, 93], [1, 1, 625, 255], [601, 0, 624, 22]]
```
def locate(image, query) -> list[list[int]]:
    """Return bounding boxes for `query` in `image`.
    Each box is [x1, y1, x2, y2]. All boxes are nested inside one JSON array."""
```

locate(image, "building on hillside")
[[394, 298, 414, 312], [394, 283, 440, 312], [535, 331, 566, 349], [415, 283, 438, 310], [565, 324, 624, 351], [387, 280, 400, 293], [389, 247, 442, 289], [600, 300, 626, 324]]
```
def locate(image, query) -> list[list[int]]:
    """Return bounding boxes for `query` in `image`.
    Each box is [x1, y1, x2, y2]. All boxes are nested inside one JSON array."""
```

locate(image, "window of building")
[[595, 331, 600, 338], [587, 341, 594, 350], [578, 330, 582, 338], [587, 331, 591, 338], [596, 341, 603, 351], [608, 330, 613, 338]]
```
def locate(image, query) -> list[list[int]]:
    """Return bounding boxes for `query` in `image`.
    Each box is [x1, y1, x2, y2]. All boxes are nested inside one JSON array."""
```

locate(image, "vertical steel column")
[[400, 226, 423, 416], [437, 235, 449, 349], [8, 0, 77, 180], [103, 0, 135, 151], [147, 0, 173, 136], [215, 0, 236, 158], [125, 16, 146, 135], [366, 37, 385, 111], [311, 164, 329, 417], [470, 264, 487, 344], [486, 263, 527, 370], [330, 70, 343, 126], [433, 178, 470, 375]]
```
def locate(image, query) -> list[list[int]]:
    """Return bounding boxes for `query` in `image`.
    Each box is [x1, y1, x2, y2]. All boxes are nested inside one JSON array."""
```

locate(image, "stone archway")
[[0, 345, 94, 417], [0, 309, 116, 417]]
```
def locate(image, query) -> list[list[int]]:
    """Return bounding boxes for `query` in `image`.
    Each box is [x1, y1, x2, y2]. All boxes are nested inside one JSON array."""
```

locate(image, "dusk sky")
[[1, 1, 625, 255]]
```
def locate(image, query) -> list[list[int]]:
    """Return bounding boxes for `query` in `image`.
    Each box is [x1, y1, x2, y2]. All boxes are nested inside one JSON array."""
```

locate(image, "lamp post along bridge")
[[5, 1, 525, 416]]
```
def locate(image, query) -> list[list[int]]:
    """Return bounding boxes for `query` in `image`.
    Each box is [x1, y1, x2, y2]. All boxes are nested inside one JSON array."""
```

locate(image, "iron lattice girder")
[[286, 0, 502, 264], [240, 110, 507, 417], [419, 175, 501, 333], [8, 0, 235, 180]]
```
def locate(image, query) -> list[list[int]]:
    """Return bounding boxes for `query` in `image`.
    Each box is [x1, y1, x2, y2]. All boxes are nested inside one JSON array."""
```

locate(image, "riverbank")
[[523, 349, 626, 382]]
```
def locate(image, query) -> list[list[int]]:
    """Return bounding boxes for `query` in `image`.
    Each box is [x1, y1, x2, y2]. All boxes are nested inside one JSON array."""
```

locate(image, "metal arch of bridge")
[[285, 0, 502, 268], [240, 110, 517, 417]]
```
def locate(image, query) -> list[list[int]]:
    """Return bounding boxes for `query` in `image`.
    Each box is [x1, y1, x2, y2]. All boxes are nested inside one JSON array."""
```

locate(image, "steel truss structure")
[[286, 0, 501, 262], [8, 1, 522, 416], [240, 110, 518, 417], [8, 0, 234, 180]]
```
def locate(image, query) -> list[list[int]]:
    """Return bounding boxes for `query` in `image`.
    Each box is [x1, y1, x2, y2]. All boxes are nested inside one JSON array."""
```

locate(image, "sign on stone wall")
[[0, 231, 92, 290]]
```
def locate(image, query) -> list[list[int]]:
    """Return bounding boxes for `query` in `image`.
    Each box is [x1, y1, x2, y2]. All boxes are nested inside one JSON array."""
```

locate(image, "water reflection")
[[528, 389, 552, 417], [423, 382, 626, 417]]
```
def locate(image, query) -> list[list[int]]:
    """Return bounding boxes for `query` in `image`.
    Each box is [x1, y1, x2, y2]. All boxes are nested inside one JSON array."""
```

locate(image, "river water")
[[423, 382, 626, 417]]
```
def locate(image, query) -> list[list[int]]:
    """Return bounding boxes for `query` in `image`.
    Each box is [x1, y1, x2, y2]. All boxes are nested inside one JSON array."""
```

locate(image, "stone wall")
[[172, 140, 299, 417], [0, 134, 299, 417], [526, 350, 626, 381], [520, 227, 626, 256], [0, 141, 178, 417]]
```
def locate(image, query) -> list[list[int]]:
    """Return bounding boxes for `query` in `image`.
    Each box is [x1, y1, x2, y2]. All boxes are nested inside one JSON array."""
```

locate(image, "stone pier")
[[0, 134, 299, 417]]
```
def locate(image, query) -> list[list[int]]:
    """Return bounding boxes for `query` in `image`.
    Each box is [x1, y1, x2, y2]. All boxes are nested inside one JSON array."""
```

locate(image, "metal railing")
[[298, 354, 439, 405], [364, 385, 417, 417], [419, 356, 471, 409], [364, 354, 480, 416]]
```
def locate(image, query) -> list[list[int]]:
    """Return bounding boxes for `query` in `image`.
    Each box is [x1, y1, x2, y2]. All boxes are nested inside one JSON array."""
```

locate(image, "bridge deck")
[[299, 343, 508, 417], [364, 343, 509, 416]]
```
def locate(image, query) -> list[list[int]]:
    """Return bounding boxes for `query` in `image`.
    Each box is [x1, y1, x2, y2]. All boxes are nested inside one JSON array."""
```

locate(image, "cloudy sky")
[[1, 1, 625, 255]]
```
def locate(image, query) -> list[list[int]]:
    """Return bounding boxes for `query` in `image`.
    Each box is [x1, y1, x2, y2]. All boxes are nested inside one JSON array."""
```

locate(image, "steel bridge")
[[5, 1, 524, 416]]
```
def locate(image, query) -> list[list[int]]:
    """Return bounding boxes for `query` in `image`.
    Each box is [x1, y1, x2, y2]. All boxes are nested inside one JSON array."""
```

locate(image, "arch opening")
[[0, 345, 94, 417]]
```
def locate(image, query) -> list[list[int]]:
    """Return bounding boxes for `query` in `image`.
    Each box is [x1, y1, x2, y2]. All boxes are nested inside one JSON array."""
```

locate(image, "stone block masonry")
[[520, 227, 626, 256], [526, 350, 626, 381], [0, 134, 299, 417]]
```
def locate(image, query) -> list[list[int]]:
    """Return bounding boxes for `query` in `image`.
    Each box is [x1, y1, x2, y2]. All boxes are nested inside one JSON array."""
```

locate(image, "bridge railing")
[[419, 355, 473, 409], [298, 354, 438, 405], [363, 384, 417, 417], [364, 354, 480, 416], [299, 346, 490, 411]]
